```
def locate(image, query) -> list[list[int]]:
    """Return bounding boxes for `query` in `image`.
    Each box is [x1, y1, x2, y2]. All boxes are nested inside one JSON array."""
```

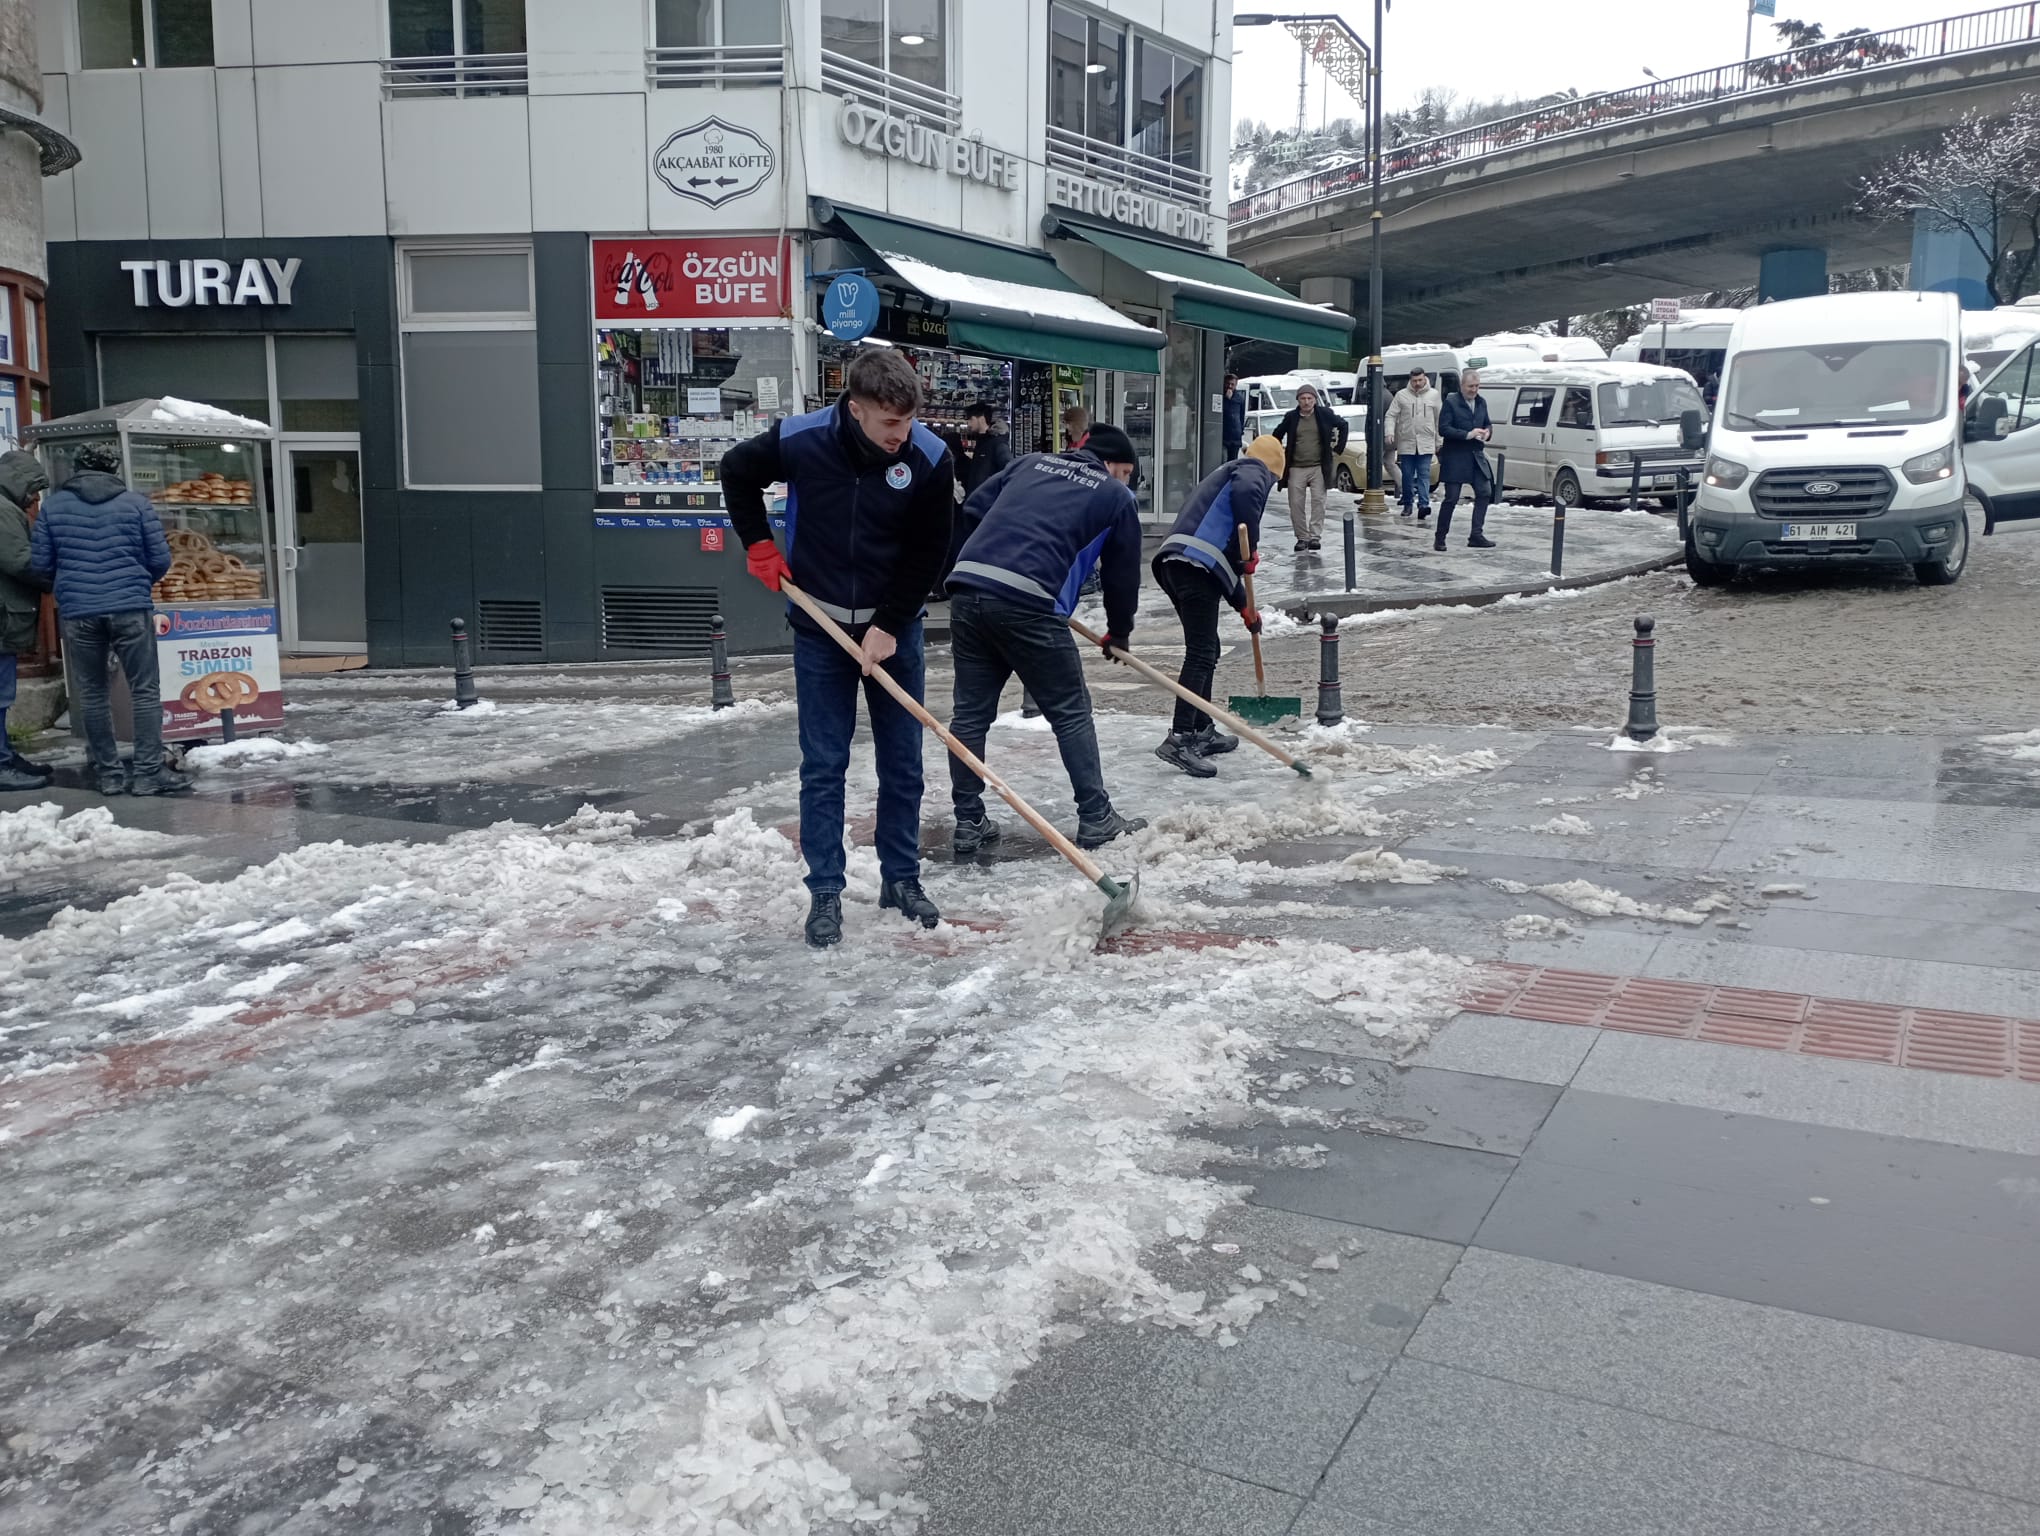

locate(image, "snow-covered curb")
[[0, 802, 185, 879]]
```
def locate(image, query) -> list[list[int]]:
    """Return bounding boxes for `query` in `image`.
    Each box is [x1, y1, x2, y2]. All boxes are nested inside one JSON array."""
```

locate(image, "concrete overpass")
[[1228, 5, 2040, 341]]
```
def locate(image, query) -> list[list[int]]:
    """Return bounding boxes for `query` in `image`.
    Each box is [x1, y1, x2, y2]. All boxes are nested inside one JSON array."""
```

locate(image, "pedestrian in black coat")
[[1436, 373, 1497, 550]]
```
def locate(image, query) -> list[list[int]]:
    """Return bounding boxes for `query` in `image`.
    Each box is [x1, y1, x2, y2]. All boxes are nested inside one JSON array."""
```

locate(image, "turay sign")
[[123, 257, 302, 307]]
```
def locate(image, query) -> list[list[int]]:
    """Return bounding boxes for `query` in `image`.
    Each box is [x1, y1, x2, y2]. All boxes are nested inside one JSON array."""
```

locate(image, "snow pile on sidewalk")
[[1492, 875, 1707, 927], [0, 802, 184, 879], [1980, 727, 2040, 763], [0, 759, 1475, 1532], [183, 736, 333, 772]]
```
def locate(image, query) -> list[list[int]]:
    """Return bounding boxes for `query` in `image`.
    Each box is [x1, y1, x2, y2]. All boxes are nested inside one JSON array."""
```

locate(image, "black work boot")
[[952, 814, 1002, 859], [1190, 724, 1239, 755], [9, 750, 54, 783], [805, 892, 844, 949], [1154, 732, 1217, 779], [879, 877, 940, 929], [1076, 808, 1148, 849]]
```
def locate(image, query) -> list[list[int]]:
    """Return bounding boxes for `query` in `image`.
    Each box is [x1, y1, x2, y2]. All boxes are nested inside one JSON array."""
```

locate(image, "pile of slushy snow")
[[1980, 727, 2040, 763], [0, 802, 184, 879]]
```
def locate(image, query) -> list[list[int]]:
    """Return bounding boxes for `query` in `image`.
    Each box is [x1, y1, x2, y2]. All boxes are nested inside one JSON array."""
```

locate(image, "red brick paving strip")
[[1473, 965, 2040, 1083]]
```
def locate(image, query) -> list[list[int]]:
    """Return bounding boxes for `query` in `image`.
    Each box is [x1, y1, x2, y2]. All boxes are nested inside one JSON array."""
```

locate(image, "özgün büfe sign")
[[836, 97, 1021, 191], [154, 605, 284, 741], [593, 237, 789, 323]]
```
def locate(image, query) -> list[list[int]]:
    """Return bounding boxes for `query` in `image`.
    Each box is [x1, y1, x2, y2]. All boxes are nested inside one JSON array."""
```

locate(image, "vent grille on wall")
[[600, 586, 720, 653], [477, 598, 545, 654]]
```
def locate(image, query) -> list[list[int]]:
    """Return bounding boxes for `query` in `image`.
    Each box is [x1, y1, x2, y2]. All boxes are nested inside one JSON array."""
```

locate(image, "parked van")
[[1960, 319, 2040, 540], [1612, 309, 1740, 394], [1688, 291, 1970, 586], [1470, 332, 1609, 367], [1476, 362, 1709, 509]]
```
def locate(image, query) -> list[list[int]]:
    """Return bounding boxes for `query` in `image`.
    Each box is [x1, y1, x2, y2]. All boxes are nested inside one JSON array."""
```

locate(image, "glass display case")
[[28, 398, 283, 745]]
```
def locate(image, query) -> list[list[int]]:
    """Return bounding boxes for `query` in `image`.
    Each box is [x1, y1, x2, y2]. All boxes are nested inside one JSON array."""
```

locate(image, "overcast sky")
[[1230, 0, 1970, 132]]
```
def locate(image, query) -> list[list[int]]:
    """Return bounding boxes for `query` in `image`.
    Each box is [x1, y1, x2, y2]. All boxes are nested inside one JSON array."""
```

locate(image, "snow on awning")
[[833, 208, 1167, 375]]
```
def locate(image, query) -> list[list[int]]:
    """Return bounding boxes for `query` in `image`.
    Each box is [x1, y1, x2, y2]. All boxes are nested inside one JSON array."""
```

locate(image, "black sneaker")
[[1468, 535, 1496, 549], [1417, 510, 1431, 522], [1190, 725, 1239, 755], [1399, 508, 1414, 519], [0, 762, 46, 793], [1293, 539, 1307, 552], [1076, 809, 1148, 849], [953, 814, 1002, 859], [1306, 538, 1323, 551], [128, 770, 195, 797], [9, 751, 54, 783], [1154, 732, 1217, 778], [879, 878, 940, 928], [805, 892, 844, 949], [1432, 540, 1447, 553]]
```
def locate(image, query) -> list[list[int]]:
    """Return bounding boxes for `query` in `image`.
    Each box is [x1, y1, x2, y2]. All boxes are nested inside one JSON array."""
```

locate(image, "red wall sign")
[[593, 237, 790, 324]]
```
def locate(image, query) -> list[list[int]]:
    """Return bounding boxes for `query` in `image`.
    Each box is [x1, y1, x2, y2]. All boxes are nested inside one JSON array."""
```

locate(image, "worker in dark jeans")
[[1151, 436, 1284, 776], [944, 425, 1148, 856], [721, 348, 955, 949]]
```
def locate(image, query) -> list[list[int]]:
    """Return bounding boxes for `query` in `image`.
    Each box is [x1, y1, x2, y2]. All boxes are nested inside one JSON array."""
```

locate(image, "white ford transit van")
[[1476, 362, 1709, 509], [1962, 326, 2040, 539], [1688, 292, 1969, 586]]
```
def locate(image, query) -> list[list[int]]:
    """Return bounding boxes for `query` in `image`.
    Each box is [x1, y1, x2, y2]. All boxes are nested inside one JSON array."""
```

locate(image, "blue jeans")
[[62, 609, 165, 782], [947, 590, 1110, 823], [1398, 453, 1433, 512], [793, 619, 925, 895], [0, 651, 15, 738]]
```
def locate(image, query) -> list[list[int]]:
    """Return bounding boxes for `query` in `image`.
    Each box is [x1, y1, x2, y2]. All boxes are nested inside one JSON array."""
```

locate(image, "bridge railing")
[[1230, 2, 2040, 228]]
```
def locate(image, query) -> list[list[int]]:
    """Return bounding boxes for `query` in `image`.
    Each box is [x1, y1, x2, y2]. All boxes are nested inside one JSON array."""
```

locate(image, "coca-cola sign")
[[592, 237, 791, 324]]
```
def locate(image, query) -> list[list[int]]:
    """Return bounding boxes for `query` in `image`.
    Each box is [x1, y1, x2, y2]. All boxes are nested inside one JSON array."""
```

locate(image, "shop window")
[[98, 334, 271, 423], [1131, 38, 1202, 170], [821, 0, 945, 91], [597, 328, 795, 494], [0, 275, 49, 457], [277, 337, 361, 433], [399, 246, 540, 488], [654, 0, 781, 48], [77, 0, 213, 69]]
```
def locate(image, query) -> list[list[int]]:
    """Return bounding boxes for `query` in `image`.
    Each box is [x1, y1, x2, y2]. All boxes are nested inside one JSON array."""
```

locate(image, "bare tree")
[[1858, 96, 2040, 305]]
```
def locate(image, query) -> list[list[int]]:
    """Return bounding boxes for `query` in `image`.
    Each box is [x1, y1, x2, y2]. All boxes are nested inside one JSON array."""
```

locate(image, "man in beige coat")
[[1384, 367, 1443, 522]]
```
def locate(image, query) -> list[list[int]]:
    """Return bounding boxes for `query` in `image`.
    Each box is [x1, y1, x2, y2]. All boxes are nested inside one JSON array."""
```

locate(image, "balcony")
[[820, 49, 961, 133], [646, 44, 786, 89], [1045, 125, 1211, 209], [382, 54, 529, 99]]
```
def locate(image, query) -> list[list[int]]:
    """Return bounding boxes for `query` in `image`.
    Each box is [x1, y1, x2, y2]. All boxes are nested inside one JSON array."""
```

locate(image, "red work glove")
[[1243, 553, 1260, 574], [1098, 632, 1125, 660], [1241, 606, 1264, 635], [746, 541, 792, 592]]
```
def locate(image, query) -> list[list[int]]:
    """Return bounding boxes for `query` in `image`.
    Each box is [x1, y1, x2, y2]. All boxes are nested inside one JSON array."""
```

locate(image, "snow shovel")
[[779, 578, 1140, 941], [1068, 617, 1311, 779], [1226, 522, 1302, 728]]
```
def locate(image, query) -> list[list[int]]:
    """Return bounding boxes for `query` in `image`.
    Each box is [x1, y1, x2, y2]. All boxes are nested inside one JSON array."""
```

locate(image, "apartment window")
[[822, 0, 945, 91], [655, 0, 782, 48], [398, 247, 541, 489], [389, 0, 526, 59], [78, 0, 214, 69], [1059, 5, 1214, 159]]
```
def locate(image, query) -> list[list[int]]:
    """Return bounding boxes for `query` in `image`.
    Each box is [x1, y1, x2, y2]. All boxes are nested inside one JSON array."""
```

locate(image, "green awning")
[[948, 319, 1159, 375], [1056, 221, 1355, 354], [831, 207, 1167, 373]]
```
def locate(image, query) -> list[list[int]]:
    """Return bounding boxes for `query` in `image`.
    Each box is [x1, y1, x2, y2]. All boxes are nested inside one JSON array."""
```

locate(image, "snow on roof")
[[146, 396, 272, 434], [1158, 272, 1351, 325], [1731, 290, 1960, 348], [1963, 306, 2040, 350], [1473, 360, 1704, 386], [878, 253, 1164, 341]]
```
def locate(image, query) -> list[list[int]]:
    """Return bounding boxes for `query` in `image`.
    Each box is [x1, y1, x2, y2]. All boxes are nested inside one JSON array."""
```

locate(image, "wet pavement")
[[4, 689, 2040, 1534]]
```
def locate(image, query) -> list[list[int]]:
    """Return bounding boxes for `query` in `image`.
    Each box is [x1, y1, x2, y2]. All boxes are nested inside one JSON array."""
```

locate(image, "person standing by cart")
[[0, 451, 55, 791], [1150, 437, 1283, 777], [721, 348, 955, 950], [29, 445, 191, 797]]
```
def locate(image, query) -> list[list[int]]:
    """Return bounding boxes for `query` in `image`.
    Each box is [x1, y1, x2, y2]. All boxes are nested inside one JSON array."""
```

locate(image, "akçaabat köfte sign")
[[594, 237, 791, 324]]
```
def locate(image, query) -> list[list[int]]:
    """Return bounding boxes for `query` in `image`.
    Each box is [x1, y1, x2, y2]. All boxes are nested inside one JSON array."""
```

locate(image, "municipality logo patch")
[[886, 463, 913, 490]]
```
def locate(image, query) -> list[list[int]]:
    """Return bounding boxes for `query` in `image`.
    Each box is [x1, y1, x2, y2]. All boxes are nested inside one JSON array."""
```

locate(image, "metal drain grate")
[[600, 585, 719, 653], [477, 598, 544, 653]]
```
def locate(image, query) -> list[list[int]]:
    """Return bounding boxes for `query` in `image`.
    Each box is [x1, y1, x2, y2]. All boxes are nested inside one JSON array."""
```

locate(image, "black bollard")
[[709, 613, 735, 709], [1316, 613, 1344, 726], [1674, 468, 1692, 540], [1021, 688, 1041, 718], [1551, 500, 1567, 579], [451, 618, 479, 710], [1625, 615, 1659, 742], [1628, 458, 1643, 512], [1342, 509, 1357, 594], [219, 707, 237, 744]]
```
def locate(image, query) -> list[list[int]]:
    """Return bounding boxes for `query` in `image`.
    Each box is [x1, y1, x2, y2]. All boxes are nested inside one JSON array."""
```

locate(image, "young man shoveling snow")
[[722, 350, 955, 949]]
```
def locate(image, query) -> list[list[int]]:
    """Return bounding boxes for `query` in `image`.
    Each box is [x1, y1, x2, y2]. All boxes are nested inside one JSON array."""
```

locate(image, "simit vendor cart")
[[28, 398, 284, 746]]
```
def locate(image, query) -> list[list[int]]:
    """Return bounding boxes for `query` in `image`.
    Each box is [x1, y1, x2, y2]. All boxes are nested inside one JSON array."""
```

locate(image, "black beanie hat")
[[73, 443, 124, 476], [1083, 424, 1138, 466]]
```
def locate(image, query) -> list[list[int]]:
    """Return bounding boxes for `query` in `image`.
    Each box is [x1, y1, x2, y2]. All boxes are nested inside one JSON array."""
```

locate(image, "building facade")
[[36, 0, 1348, 662]]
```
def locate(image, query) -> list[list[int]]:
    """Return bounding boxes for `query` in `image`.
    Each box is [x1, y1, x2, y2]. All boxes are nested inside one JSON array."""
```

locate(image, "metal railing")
[[382, 53, 530, 98], [1231, 1, 2040, 227], [820, 49, 962, 132], [1046, 124, 1212, 206], [646, 44, 785, 88]]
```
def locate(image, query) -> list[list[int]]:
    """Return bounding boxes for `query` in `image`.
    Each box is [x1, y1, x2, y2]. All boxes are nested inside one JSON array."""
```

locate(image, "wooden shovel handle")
[[1237, 522, 1267, 693], [1068, 616, 1305, 772], [779, 579, 1117, 891]]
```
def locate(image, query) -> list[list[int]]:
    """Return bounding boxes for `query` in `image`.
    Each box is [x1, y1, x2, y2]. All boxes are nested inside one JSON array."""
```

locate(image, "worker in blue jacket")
[[723, 348, 955, 949], [943, 425, 1148, 858], [1151, 435, 1284, 776]]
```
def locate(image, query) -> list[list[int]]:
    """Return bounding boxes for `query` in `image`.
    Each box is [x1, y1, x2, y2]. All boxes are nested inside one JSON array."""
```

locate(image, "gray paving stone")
[[1202, 1127, 1515, 1244], [1572, 1030, 2040, 1156], [1141, 1203, 1461, 1352], [1476, 1091, 2040, 1357], [996, 1318, 1376, 1496], [1251, 1053, 1562, 1155], [913, 1410, 1301, 1536], [1285, 1507, 1426, 1536], [1321, 1358, 2040, 1535], [1710, 797, 2040, 893], [1642, 934, 2040, 1016], [1725, 903, 2040, 972], [1403, 1012, 1595, 1086], [1408, 1248, 2040, 1504]]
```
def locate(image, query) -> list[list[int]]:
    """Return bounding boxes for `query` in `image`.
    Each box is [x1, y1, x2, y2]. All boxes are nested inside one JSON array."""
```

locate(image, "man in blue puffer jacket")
[[29, 443, 190, 796], [943, 425, 1148, 857], [1150, 435, 1284, 777]]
